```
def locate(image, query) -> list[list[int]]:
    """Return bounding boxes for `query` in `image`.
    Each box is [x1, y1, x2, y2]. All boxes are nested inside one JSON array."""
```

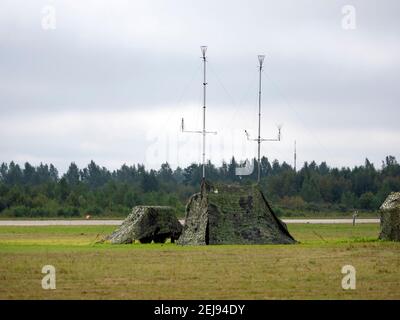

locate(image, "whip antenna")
[[244, 54, 281, 183], [181, 46, 217, 181]]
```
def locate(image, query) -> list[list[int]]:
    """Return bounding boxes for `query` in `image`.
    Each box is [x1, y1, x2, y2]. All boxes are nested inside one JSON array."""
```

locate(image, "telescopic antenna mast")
[[245, 55, 281, 183], [294, 140, 297, 172], [181, 46, 217, 181]]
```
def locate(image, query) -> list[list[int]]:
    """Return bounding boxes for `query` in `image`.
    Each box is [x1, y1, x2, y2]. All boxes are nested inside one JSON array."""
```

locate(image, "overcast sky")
[[1, 0, 399, 173]]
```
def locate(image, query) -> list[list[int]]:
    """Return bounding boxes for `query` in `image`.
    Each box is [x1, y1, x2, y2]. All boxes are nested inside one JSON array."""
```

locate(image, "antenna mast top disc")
[[200, 46, 208, 57], [258, 54, 265, 66]]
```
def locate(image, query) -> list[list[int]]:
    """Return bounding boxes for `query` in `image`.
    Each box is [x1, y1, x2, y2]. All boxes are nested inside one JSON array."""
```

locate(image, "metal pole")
[[202, 49, 207, 180], [244, 55, 280, 184], [257, 59, 262, 183], [294, 140, 297, 172], [182, 46, 216, 184]]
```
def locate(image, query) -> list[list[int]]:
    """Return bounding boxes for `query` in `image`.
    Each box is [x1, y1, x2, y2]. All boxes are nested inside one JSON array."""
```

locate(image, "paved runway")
[[281, 218, 379, 224], [0, 218, 380, 226]]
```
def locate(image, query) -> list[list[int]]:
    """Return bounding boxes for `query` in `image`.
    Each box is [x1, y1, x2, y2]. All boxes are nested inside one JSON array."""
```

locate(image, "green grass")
[[0, 217, 125, 220], [288, 224, 380, 243], [0, 210, 379, 220], [0, 224, 399, 299]]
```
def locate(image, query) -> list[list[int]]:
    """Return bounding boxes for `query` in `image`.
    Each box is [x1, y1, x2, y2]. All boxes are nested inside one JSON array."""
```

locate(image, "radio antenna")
[[294, 140, 297, 172], [181, 46, 217, 181], [245, 55, 281, 183]]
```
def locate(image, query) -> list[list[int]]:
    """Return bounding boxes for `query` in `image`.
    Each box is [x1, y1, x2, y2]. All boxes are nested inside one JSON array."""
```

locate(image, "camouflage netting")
[[177, 181, 296, 245], [107, 206, 182, 244], [379, 192, 400, 241]]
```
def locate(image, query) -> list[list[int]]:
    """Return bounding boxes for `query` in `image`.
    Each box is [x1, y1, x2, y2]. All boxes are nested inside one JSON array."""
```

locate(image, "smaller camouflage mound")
[[107, 206, 182, 244], [379, 192, 400, 241]]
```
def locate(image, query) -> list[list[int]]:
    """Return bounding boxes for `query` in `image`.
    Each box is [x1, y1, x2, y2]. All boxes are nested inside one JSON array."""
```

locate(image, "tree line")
[[0, 155, 399, 218]]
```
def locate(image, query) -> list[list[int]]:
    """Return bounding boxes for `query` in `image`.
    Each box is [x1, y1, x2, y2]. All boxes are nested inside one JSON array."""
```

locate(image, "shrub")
[[11, 205, 31, 217], [30, 207, 51, 217], [57, 206, 80, 217], [85, 206, 103, 216], [359, 192, 376, 210]]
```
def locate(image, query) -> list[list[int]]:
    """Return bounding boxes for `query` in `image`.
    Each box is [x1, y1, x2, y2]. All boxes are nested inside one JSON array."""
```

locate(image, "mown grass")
[[0, 210, 380, 220], [0, 224, 399, 299]]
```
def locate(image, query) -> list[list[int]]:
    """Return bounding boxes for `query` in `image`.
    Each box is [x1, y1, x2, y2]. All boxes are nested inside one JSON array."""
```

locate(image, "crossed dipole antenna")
[[245, 54, 281, 183], [181, 46, 217, 181]]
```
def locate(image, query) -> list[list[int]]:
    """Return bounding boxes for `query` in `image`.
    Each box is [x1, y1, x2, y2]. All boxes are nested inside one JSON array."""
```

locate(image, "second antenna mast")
[[182, 46, 217, 181], [245, 55, 281, 183]]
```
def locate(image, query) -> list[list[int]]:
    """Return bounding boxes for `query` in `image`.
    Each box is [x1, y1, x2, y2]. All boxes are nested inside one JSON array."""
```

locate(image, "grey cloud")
[[0, 0, 399, 170]]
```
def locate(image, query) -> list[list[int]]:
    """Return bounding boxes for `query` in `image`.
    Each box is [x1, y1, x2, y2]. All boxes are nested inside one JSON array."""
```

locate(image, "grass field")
[[0, 210, 380, 220], [0, 224, 399, 299]]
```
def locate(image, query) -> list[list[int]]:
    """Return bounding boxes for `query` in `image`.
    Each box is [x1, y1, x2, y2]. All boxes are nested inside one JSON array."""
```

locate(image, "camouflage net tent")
[[379, 192, 400, 241], [107, 206, 182, 244], [177, 181, 296, 245]]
